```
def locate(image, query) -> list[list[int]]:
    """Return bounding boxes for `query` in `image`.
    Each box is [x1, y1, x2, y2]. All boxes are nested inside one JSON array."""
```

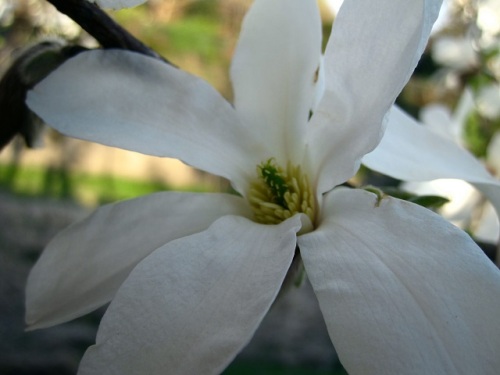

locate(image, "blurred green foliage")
[[157, 16, 221, 61], [464, 110, 494, 158], [113, 1, 238, 96], [0, 163, 210, 205]]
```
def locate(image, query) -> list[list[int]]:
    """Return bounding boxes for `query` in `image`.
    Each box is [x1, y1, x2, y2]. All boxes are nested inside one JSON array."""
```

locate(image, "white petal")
[[27, 50, 261, 193], [26, 192, 251, 329], [91, 0, 145, 9], [299, 188, 500, 375], [307, 0, 442, 194], [363, 106, 499, 184], [230, 0, 322, 165], [78, 215, 302, 375], [363, 106, 500, 232]]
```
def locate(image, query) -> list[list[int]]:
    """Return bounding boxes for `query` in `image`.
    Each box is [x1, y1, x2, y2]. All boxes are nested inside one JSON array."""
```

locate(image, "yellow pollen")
[[248, 158, 316, 226]]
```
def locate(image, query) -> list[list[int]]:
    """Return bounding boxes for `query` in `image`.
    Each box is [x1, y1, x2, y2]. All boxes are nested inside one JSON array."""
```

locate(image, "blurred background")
[[0, 0, 499, 374]]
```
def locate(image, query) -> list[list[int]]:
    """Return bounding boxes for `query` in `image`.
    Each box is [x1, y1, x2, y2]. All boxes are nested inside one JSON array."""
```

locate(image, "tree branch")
[[46, 0, 171, 64]]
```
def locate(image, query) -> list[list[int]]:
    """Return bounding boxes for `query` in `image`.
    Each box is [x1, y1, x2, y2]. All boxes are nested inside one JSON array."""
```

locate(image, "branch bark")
[[46, 0, 171, 64]]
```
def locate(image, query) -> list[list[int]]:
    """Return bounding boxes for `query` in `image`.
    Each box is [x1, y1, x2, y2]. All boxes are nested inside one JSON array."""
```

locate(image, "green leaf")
[[362, 186, 449, 209], [408, 195, 450, 209]]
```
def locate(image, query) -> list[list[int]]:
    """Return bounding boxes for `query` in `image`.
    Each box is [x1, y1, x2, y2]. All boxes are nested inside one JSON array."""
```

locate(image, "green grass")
[[0, 163, 210, 205]]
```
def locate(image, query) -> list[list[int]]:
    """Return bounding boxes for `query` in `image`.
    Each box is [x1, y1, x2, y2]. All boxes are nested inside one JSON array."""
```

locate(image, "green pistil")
[[249, 158, 316, 227], [258, 158, 289, 208]]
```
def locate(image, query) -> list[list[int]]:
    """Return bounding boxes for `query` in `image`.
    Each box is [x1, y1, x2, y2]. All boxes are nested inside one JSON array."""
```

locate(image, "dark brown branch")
[[46, 0, 171, 64]]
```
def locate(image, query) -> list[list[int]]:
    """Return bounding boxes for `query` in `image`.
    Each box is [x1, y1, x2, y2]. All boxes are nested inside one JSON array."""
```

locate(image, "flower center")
[[248, 158, 316, 226]]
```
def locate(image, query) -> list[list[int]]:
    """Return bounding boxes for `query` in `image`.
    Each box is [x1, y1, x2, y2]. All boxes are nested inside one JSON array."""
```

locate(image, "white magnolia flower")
[[431, 36, 479, 70], [477, 84, 500, 119], [477, 0, 500, 47], [26, 0, 500, 374], [429, 0, 500, 86]]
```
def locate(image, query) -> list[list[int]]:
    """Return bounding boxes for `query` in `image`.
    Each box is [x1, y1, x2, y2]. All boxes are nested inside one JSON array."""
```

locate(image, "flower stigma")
[[248, 158, 316, 230]]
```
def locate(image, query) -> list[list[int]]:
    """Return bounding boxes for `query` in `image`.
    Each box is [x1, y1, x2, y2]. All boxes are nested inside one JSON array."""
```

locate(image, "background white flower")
[[364, 100, 500, 249]]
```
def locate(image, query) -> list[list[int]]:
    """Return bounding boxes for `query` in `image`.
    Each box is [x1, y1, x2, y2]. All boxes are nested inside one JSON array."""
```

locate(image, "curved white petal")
[[26, 192, 251, 330], [363, 106, 499, 183], [78, 215, 302, 375], [307, 0, 442, 194], [299, 188, 500, 375], [230, 0, 322, 165], [91, 0, 145, 9], [363, 106, 500, 227], [27, 50, 261, 193]]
